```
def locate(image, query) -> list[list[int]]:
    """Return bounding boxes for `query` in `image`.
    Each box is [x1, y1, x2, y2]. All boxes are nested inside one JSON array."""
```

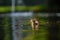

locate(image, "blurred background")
[[0, 0, 48, 13], [0, 0, 60, 40]]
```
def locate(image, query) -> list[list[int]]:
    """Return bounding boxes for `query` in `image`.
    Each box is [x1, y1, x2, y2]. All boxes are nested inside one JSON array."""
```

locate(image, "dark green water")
[[21, 26, 47, 40]]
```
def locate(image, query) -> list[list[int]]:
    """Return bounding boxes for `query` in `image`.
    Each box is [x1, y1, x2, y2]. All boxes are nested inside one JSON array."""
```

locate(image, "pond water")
[[0, 12, 60, 40], [11, 12, 49, 40], [21, 26, 48, 40]]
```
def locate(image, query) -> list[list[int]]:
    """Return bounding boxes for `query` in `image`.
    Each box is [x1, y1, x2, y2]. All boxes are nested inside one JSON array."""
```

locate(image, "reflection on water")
[[21, 26, 47, 40], [15, 17, 47, 40], [14, 12, 48, 40], [0, 12, 60, 40]]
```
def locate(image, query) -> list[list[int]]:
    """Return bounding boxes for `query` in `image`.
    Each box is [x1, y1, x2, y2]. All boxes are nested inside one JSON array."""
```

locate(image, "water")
[[10, 11, 60, 40], [10, 12, 60, 40], [0, 12, 60, 40], [21, 26, 47, 40], [13, 14, 48, 40]]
